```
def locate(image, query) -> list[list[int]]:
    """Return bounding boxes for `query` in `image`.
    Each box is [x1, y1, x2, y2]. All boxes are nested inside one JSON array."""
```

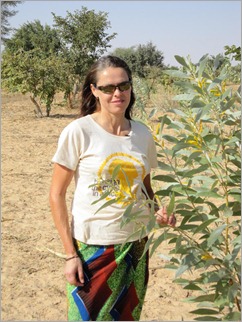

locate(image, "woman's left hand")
[[155, 206, 176, 227]]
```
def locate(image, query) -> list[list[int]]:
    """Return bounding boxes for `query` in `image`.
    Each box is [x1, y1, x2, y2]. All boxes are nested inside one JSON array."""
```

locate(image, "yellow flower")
[[155, 123, 161, 135], [152, 134, 159, 143], [201, 253, 213, 260]]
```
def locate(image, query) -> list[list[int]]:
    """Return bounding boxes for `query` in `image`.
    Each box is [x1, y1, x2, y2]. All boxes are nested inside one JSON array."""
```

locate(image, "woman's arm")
[[49, 163, 84, 286], [143, 174, 176, 227]]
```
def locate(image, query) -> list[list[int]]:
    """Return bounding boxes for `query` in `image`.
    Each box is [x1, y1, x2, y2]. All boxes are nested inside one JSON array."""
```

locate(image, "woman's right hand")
[[64, 257, 85, 287], [155, 206, 176, 227]]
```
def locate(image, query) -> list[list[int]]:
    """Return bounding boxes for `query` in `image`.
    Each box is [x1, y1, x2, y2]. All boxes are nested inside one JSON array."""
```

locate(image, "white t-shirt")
[[52, 114, 158, 245]]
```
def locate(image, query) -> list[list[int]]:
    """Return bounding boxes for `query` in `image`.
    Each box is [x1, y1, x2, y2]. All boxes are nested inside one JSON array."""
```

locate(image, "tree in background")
[[113, 41, 164, 78], [52, 7, 117, 77], [2, 20, 65, 117], [224, 45, 241, 62], [113, 42, 165, 98], [1, 7, 116, 116], [4, 19, 62, 53], [1, 1, 23, 42], [224, 45, 241, 84], [2, 48, 71, 117]]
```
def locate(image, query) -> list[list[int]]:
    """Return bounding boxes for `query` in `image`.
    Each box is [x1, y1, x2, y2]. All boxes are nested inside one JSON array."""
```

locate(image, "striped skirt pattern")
[[67, 238, 149, 321]]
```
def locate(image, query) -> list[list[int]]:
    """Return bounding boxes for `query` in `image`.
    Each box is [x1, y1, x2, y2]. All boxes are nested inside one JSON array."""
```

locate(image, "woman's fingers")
[[65, 258, 85, 286], [77, 265, 85, 284], [155, 206, 177, 227], [168, 214, 177, 227]]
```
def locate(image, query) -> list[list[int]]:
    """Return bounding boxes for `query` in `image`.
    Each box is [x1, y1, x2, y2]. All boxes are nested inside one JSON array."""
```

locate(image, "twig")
[[36, 246, 66, 258]]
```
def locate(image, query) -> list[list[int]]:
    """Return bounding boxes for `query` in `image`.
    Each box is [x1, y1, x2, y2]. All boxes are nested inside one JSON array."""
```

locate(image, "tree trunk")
[[30, 95, 43, 118], [67, 93, 73, 109], [46, 104, 51, 117]]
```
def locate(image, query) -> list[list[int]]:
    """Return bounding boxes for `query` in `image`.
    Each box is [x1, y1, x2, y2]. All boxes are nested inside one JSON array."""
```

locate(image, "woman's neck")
[[91, 112, 131, 136]]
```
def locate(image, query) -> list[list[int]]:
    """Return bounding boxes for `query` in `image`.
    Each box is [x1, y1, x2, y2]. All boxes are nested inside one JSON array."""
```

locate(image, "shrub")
[[148, 54, 241, 321]]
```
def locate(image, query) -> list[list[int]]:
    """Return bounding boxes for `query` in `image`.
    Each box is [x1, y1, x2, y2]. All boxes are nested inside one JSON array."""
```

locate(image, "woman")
[[49, 55, 176, 321]]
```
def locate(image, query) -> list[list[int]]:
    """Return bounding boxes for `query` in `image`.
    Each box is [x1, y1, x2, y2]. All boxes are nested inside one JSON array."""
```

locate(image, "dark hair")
[[80, 55, 135, 120]]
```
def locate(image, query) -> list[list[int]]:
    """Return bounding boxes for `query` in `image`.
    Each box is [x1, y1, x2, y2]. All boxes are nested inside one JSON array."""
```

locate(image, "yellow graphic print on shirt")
[[96, 152, 146, 206]]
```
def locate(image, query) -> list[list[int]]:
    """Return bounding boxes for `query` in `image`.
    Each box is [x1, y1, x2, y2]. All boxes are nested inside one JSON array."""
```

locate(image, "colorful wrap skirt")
[[67, 238, 149, 321]]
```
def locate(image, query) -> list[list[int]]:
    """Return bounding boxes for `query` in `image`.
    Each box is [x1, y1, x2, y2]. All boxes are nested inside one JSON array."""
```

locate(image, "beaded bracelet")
[[65, 255, 79, 261]]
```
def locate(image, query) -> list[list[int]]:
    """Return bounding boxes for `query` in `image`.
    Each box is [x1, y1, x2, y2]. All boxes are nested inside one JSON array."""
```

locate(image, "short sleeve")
[[52, 121, 82, 171]]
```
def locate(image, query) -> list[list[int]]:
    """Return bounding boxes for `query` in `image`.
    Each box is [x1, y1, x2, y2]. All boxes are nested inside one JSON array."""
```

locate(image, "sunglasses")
[[94, 81, 132, 94]]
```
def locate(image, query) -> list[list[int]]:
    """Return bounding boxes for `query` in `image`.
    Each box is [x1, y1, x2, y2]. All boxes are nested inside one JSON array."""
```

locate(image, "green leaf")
[[224, 97, 236, 110], [167, 120, 185, 131], [94, 198, 118, 214], [183, 165, 209, 177], [174, 55, 189, 68], [162, 134, 179, 143], [163, 69, 190, 79], [112, 164, 121, 180], [183, 283, 203, 291], [190, 309, 219, 315], [178, 224, 198, 230], [193, 218, 217, 234], [186, 294, 215, 303], [185, 151, 203, 165], [168, 108, 186, 116], [155, 189, 173, 197], [91, 189, 112, 205], [171, 185, 196, 196], [175, 264, 190, 278], [121, 230, 142, 246], [148, 108, 157, 119], [174, 81, 196, 91], [193, 316, 220, 321], [196, 191, 223, 199], [194, 104, 212, 121], [222, 206, 233, 218], [150, 232, 167, 257], [164, 263, 178, 270], [231, 244, 241, 261], [221, 88, 232, 100], [207, 81, 220, 92], [213, 54, 222, 71], [153, 175, 178, 183], [174, 277, 190, 285], [207, 224, 227, 247], [167, 192, 175, 215], [120, 167, 131, 190], [157, 161, 173, 172], [158, 114, 172, 125], [228, 282, 239, 303], [190, 175, 215, 185], [175, 209, 193, 217], [198, 55, 209, 79], [140, 233, 155, 259], [120, 210, 144, 228], [146, 215, 156, 233], [173, 93, 196, 101], [175, 202, 194, 209], [122, 202, 134, 219], [172, 142, 194, 153], [138, 226, 146, 241], [223, 311, 241, 321]]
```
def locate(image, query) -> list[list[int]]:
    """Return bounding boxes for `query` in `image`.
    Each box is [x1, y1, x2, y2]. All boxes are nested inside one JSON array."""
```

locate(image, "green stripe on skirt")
[[67, 238, 149, 321]]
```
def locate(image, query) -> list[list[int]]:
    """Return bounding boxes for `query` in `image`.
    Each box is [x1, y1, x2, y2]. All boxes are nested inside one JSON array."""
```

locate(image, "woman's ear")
[[90, 84, 97, 98]]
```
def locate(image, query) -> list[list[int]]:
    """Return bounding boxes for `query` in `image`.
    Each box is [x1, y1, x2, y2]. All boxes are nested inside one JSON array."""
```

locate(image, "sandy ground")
[[1, 92, 198, 321]]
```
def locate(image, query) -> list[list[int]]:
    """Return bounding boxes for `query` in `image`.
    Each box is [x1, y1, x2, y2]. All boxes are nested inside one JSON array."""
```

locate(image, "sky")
[[6, 0, 241, 67]]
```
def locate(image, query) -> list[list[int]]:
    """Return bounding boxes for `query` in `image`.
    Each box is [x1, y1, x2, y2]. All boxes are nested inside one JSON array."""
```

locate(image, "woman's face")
[[90, 67, 131, 117]]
